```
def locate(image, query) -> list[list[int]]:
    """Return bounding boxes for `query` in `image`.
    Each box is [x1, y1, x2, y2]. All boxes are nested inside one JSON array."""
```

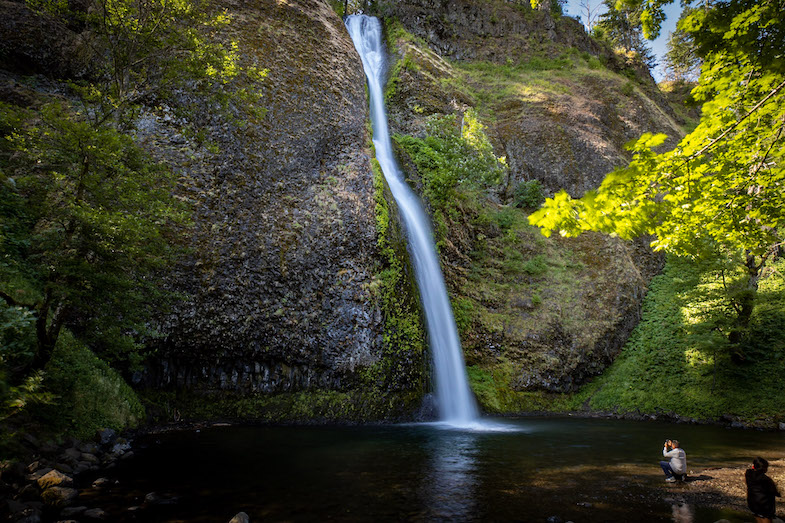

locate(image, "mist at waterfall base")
[[94, 418, 785, 522], [345, 14, 480, 427]]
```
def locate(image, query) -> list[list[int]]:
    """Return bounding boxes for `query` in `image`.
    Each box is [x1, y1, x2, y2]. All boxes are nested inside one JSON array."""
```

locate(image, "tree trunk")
[[728, 252, 763, 362], [32, 295, 66, 370]]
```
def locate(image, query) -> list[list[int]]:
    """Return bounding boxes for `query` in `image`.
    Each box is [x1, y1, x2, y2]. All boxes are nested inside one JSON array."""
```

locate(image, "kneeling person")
[[660, 439, 687, 482]]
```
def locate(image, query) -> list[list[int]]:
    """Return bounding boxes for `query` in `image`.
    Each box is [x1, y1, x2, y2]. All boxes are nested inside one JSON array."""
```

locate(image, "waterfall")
[[346, 15, 479, 426]]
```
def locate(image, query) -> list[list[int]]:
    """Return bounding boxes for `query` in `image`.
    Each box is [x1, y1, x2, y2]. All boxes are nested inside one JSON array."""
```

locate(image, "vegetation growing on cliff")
[[365, 159, 427, 395], [382, 16, 663, 406], [0, 0, 266, 439], [393, 110, 507, 242]]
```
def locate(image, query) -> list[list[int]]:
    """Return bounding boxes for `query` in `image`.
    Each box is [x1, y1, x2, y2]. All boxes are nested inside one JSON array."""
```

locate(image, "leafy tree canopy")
[[593, 0, 657, 68], [663, 6, 701, 82], [532, 0, 784, 257]]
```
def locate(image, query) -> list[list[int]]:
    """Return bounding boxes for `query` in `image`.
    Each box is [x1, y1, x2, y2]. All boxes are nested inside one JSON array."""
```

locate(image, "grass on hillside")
[[445, 50, 624, 120], [569, 255, 785, 423]]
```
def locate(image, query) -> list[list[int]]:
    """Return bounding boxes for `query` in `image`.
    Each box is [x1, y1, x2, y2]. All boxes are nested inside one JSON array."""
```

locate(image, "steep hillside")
[[1, 0, 703, 426], [375, 0, 684, 196], [370, 0, 684, 407]]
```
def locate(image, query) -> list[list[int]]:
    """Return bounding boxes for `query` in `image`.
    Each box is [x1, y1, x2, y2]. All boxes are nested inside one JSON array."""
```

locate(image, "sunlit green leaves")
[[531, 0, 785, 265], [394, 110, 508, 209]]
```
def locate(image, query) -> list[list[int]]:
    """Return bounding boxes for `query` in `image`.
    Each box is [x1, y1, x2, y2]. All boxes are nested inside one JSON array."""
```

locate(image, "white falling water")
[[346, 15, 479, 426]]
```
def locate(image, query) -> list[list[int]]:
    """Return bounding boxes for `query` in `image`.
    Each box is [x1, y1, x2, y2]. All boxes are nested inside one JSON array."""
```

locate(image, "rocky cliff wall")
[[373, 0, 683, 197], [0, 0, 426, 414], [2, 0, 684, 413], [144, 0, 392, 394], [374, 6, 671, 396]]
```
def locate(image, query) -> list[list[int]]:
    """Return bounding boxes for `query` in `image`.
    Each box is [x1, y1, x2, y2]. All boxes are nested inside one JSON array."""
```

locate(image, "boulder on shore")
[[41, 486, 78, 507], [37, 469, 74, 490], [229, 512, 250, 523]]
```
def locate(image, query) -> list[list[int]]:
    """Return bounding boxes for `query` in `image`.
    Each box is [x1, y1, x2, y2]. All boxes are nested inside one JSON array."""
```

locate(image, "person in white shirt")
[[660, 439, 687, 482]]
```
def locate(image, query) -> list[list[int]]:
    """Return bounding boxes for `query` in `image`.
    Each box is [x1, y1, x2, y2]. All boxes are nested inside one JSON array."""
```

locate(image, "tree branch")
[[680, 79, 785, 168], [0, 289, 22, 307]]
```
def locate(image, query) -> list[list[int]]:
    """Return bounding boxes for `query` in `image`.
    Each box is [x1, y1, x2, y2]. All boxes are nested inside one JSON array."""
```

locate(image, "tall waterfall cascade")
[[346, 15, 479, 426]]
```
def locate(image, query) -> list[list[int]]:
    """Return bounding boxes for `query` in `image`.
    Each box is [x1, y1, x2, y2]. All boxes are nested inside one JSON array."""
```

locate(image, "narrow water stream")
[[88, 417, 785, 522]]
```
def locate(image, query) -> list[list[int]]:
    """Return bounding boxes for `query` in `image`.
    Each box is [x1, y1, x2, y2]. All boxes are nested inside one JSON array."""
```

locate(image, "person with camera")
[[660, 439, 687, 483], [745, 456, 781, 523]]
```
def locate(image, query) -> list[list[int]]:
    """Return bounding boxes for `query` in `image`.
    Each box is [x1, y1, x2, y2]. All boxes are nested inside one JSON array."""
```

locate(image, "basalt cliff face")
[[2, 0, 686, 414], [142, 0, 392, 395]]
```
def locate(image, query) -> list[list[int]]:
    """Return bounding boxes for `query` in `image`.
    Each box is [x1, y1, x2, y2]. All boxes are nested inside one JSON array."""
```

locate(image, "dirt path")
[[659, 459, 785, 520]]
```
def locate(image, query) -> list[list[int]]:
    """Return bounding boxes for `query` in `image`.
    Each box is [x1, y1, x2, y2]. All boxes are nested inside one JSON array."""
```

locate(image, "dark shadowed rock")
[[0, 0, 92, 77], [91, 477, 110, 488], [60, 506, 88, 518], [136, 0, 391, 398], [229, 511, 250, 523], [83, 507, 107, 519], [97, 428, 117, 446], [41, 486, 78, 507], [1, 461, 26, 484]]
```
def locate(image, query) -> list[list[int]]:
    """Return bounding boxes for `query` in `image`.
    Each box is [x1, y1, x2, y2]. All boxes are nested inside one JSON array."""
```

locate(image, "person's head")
[[752, 457, 769, 473], [671, 439, 680, 448]]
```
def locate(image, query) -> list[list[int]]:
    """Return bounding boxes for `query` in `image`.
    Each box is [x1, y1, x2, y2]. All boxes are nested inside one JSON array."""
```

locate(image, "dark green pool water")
[[94, 416, 785, 522]]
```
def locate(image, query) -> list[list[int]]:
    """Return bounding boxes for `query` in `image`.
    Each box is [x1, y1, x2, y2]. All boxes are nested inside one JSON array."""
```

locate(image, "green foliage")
[[1, 0, 267, 375], [467, 365, 572, 412], [513, 179, 546, 209], [26, 0, 265, 123], [529, 0, 565, 17], [459, 56, 574, 78], [36, 331, 144, 438], [368, 160, 427, 393], [594, 0, 656, 68], [663, 7, 701, 82], [385, 52, 417, 104], [0, 100, 188, 370], [570, 256, 785, 422], [394, 110, 507, 211], [0, 304, 36, 379], [452, 296, 475, 337], [141, 388, 423, 423], [1, 371, 52, 422]]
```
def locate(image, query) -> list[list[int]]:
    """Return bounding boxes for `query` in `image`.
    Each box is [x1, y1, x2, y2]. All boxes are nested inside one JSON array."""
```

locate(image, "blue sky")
[[562, 0, 684, 81]]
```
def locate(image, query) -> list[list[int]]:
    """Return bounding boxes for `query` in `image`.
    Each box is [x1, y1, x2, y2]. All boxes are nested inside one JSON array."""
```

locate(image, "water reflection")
[[671, 501, 694, 522], [421, 430, 479, 521]]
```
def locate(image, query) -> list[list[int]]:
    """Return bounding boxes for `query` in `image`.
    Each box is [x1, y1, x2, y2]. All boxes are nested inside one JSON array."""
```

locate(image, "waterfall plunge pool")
[[85, 416, 784, 522]]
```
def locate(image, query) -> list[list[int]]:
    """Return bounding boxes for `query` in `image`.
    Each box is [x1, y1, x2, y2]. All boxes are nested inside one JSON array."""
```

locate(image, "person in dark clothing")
[[745, 456, 781, 523]]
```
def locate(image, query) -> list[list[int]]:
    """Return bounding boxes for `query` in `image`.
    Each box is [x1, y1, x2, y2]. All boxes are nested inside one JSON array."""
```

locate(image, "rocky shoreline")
[[508, 409, 785, 432], [658, 458, 785, 522], [1, 428, 134, 522]]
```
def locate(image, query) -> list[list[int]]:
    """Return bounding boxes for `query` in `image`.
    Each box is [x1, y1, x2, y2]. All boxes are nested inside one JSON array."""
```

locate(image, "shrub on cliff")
[[396, 110, 506, 207]]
